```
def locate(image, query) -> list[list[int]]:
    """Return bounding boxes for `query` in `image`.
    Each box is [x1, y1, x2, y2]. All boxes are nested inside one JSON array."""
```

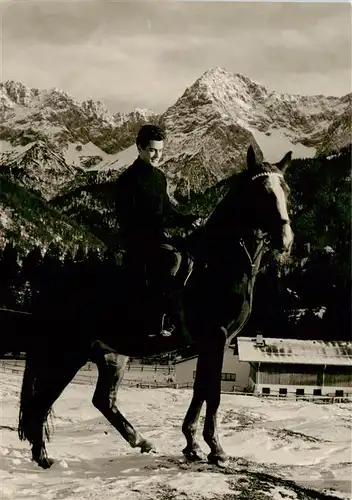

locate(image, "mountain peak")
[[200, 67, 254, 83], [194, 67, 269, 104], [200, 66, 232, 79], [1, 80, 36, 106], [2, 80, 31, 92], [114, 107, 157, 126]]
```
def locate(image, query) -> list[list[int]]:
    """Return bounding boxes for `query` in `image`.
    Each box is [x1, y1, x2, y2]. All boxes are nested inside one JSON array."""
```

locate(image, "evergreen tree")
[[0, 242, 20, 283], [35, 243, 63, 318], [0, 242, 20, 309], [21, 246, 43, 283]]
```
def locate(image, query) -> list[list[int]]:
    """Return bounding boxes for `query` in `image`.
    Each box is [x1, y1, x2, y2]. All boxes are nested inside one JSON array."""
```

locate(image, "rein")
[[222, 235, 268, 348], [0, 306, 32, 315], [239, 237, 268, 271]]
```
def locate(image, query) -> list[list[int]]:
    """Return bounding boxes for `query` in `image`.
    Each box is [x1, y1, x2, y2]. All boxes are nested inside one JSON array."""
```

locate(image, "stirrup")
[[147, 314, 175, 338], [160, 314, 175, 337], [160, 328, 174, 337]]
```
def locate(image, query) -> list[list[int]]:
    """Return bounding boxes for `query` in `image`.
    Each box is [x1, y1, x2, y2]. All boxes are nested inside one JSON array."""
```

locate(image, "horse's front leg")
[[181, 346, 220, 463], [201, 337, 228, 466], [91, 347, 155, 454]]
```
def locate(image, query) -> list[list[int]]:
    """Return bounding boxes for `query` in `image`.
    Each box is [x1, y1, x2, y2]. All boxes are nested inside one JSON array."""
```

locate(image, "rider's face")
[[138, 140, 164, 167]]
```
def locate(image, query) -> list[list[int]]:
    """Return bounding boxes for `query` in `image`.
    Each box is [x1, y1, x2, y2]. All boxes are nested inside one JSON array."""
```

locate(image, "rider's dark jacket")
[[114, 158, 194, 251]]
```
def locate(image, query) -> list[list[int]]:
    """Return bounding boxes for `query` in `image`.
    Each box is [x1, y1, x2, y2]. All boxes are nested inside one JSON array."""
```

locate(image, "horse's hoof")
[[207, 452, 229, 468], [140, 439, 156, 454], [35, 456, 55, 469], [182, 446, 206, 462]]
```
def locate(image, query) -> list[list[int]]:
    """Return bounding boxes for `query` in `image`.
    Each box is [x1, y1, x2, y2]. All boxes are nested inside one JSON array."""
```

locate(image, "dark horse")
[[10, 145, 293, 469]]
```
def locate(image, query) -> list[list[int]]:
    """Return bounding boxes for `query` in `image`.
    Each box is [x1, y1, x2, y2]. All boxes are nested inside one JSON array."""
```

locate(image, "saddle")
[[121, 249, 195, 342]]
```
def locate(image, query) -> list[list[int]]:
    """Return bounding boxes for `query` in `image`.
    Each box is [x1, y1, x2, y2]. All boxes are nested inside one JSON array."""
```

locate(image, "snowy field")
[[1, 370, 351, 500]]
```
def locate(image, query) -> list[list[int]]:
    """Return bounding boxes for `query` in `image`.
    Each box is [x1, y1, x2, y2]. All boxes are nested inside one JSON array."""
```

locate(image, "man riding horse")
[[114, 124, 198, 340], [15, 144, 294, 470]]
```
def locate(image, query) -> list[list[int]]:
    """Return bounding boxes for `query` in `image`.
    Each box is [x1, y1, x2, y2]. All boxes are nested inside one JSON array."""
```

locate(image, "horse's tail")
[[18, 349, 54, 444]]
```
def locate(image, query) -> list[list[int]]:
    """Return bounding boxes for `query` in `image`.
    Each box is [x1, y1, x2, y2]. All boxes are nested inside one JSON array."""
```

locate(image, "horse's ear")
[[247, 145, 257, 170], [276, 151, 292, 173]]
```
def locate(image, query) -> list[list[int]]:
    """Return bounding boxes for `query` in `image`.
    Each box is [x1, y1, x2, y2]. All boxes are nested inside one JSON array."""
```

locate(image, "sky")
[[1, 1, 351, 114]]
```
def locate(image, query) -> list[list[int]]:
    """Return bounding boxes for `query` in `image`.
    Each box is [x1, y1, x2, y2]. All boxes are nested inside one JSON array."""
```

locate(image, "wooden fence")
[[1, 359, 175, 374], [1, 360, 351, 403]]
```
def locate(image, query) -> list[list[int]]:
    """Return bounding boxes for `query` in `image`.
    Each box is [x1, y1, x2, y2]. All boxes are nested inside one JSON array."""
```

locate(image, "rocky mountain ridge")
[[1, 68, 350, 200], [0, 80, 159, 156]]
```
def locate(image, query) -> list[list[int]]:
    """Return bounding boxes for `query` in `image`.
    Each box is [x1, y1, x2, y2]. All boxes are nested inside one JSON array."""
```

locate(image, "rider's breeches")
[[147, 243, 193, 294]]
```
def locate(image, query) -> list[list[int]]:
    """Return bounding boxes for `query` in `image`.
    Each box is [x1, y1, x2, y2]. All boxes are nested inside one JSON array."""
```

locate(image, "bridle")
[[251, 171, 283, 181], [239, 170, 291, 267]]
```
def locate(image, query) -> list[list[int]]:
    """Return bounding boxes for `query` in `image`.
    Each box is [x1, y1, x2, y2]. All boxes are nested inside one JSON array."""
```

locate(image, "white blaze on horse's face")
[[282, 222, 294, 253], [265, 174, 289, 222], [265, 173, 294, 253]]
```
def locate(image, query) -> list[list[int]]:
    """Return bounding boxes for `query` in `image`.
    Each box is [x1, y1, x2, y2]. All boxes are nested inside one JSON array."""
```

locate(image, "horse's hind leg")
[[182, 354, 207, 461], [20, 353, 87, 469], [182, 391, 206, 462], [91, 346, 155, 454]]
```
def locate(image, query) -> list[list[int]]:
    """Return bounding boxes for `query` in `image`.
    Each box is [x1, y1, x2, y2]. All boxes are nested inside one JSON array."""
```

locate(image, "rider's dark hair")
[[136, 124, 166, 149]]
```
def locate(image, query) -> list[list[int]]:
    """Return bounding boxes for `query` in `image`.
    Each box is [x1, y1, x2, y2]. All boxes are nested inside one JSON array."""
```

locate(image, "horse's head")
[[244, 145, 293, 254]]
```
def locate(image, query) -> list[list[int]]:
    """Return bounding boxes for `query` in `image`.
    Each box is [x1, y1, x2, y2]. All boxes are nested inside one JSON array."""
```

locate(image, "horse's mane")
[[202, 169, 250, 235], [185, 169, 251, 266]]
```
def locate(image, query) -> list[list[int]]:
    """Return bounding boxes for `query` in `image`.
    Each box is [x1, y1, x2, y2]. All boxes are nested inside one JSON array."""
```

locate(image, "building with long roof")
[[237, 335, 352, 398]]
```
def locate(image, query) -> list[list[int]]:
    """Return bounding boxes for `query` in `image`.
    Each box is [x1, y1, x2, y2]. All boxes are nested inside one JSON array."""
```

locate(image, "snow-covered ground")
[[1, 370, 351, 500]]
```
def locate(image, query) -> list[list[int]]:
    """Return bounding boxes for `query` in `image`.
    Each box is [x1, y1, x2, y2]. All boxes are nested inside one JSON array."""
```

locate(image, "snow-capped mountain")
[[0, 140, 124, 201], [159, 68, 350, 197], [0, 141, 81, 200], [0, 80, 159, 157], [316, 104, 352, 156]]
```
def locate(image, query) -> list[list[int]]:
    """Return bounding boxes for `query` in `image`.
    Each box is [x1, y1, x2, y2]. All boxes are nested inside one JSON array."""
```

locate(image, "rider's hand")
[[185, 215, 202, 231], [191, 217, 202, 230]]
